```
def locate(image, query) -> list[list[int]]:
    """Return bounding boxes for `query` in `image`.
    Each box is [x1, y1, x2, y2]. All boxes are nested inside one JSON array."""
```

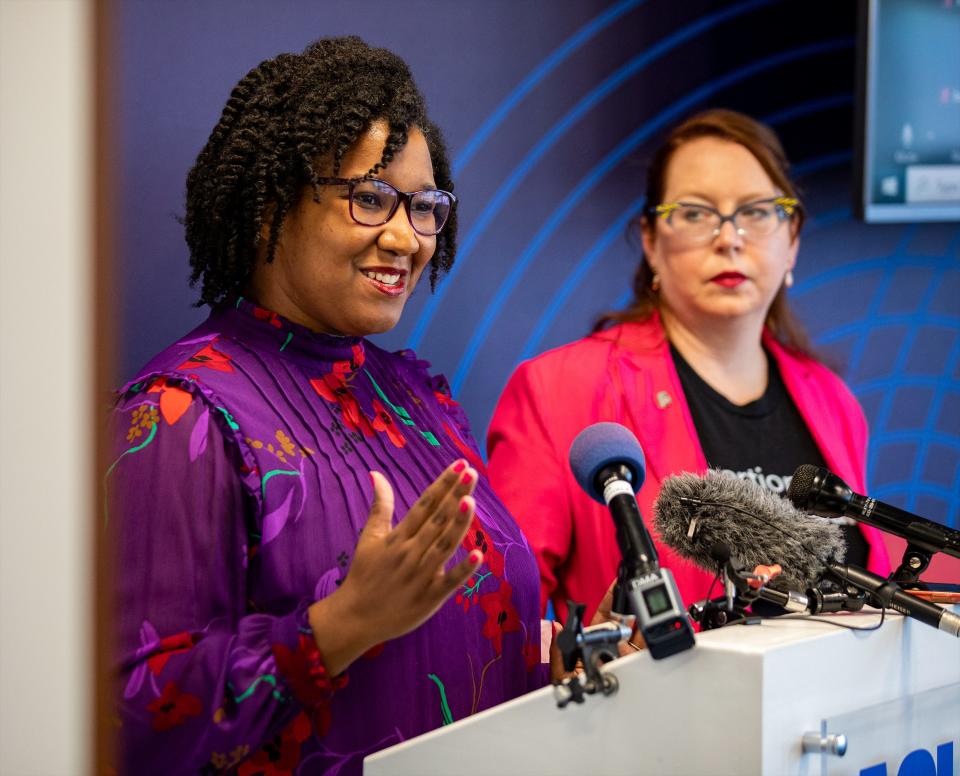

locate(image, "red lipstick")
[[711, 272, 746, 288], [360, 267, 407, 297]]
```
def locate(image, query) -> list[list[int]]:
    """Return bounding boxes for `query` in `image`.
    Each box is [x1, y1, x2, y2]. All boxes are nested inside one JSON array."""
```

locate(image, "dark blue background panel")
[[118, 0, 959, 528]]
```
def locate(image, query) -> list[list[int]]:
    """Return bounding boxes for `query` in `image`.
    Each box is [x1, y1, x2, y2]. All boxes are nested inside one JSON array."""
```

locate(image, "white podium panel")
[[364, 610, 960, 776]]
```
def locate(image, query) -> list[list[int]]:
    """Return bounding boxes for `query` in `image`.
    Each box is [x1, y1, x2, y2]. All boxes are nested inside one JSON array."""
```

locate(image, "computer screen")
[[856, 0, 960, 222]]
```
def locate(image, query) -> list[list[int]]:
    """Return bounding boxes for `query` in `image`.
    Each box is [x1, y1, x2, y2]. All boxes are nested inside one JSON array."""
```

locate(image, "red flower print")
[[252, 305, 283, 328], [441, 421, 486, 474], [461, 516, 505, 578], [331, 343, 365, 375], [371, 400, 406, 448], [177, 340, 234, 373], [522, 638, 541, 672], [272, 634, 348, 709], [146, 631, 195, 676], [433, 390, 458, 408], [309, 373, 341, 403], [479, 580, 522, 656], [147, 681, 202, 731], [312, 702, 335, 739], [147, 378, 193, 426], [238, 712, 311, 775], [309, 374, 374, 437]]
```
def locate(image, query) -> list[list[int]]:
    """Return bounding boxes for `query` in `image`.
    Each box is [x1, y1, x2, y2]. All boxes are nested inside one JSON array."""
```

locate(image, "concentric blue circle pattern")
[[793, 200, 959, 529], [119, 1, 958, 529]]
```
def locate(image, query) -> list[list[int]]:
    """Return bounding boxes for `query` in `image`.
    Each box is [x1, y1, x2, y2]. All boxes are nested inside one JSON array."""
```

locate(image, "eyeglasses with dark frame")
[[316, 177, 457, 236], [646, 196, 800, 246]]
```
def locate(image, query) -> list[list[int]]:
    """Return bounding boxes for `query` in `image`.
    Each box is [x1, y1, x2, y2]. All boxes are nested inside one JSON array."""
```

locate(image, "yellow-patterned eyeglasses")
[[650, 197, 799, 245]]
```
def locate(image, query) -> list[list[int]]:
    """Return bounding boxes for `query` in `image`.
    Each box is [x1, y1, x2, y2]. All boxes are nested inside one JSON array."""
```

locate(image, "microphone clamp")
[[554, 601, 633, 709]]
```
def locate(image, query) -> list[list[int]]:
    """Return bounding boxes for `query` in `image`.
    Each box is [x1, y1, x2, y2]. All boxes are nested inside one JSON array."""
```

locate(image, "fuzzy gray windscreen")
[[654, 469, 846, 592]]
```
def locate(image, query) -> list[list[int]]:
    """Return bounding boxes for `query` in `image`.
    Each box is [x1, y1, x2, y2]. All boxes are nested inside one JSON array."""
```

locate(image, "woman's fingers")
[[549, 621, 569, 682], [393, 459, 467, 541], [589, 579, 618, 625], [360, 471, 395, 541], [436, 548, 484, 597], [327, 466, 491, 663], [419, 493, 476, 569], [411, 466, 477, 555], [588, 578, 643, 657]]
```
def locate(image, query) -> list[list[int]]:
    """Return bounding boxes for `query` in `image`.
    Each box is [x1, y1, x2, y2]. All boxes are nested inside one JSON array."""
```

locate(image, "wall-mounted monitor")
[[855, 0, 960, 222]]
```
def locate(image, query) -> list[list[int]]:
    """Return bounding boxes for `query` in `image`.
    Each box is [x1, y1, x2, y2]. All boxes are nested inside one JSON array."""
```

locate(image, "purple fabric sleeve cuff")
[[271, 601, 349, 709]]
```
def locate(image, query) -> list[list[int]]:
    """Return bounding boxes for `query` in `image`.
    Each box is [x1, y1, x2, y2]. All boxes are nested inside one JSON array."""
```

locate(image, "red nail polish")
[[453, 459, 466, 473], [369, 471, 375, 487], [469, 549, 483, 564], [461, 471, 472, 485], [459, 498, 469, 514]]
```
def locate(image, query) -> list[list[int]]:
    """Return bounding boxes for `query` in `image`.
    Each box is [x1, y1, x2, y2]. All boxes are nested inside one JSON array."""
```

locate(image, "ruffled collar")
[[210, 297, 365, 365]]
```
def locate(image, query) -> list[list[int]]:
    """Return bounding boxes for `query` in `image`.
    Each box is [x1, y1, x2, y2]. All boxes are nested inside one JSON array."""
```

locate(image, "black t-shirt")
[[670, 344, 869, 570]]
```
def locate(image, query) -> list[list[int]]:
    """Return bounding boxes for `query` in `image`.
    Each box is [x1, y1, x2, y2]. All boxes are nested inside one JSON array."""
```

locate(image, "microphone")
[[655, 470, 846, 593], [655, 470, 960, 638], [570, 422, 655, 576], [827, 563, 960, 637], [569, 423, 695, 659], [787, 465, 960, 561]]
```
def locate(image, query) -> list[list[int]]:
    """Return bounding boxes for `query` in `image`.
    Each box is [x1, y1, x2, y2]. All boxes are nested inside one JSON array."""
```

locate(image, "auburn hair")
[[594, 108, 814, 357]]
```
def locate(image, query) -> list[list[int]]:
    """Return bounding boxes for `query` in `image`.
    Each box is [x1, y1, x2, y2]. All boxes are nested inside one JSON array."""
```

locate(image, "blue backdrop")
[[117, 0, 959, 529]]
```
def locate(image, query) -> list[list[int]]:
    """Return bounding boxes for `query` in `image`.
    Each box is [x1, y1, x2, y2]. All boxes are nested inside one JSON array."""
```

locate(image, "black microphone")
[[827, 563, 960, 637], [569, 423, 695, 659], [655, 470, 960, 638], [788, 465, 960, 561]]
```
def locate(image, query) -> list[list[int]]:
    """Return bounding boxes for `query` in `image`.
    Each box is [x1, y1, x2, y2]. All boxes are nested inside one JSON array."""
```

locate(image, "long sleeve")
[[107, 305, 548, 774], [487, 360, 573, 617], [108, 385, 340, 774]]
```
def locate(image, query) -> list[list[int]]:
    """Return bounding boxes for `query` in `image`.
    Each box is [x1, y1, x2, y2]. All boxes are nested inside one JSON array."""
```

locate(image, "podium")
[[365, 609, 960, 775]]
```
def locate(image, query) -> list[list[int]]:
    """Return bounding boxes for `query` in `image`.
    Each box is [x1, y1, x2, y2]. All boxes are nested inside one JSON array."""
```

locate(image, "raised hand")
[[308, 459, 483, 676]]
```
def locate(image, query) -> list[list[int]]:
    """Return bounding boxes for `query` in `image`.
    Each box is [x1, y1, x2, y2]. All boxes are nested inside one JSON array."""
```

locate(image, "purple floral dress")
[[107, 298, 547, 775]]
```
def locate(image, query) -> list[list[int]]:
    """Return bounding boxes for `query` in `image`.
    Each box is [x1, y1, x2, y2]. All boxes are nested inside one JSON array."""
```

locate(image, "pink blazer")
[[487, 313, 891, 621]]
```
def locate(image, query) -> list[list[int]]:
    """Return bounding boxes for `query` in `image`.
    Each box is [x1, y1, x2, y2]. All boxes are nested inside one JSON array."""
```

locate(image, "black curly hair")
[[184, 36, 457, 307]]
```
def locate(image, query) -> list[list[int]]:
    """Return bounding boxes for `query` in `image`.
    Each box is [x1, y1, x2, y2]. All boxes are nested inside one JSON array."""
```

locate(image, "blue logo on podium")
[[861, 741, 955, 776]]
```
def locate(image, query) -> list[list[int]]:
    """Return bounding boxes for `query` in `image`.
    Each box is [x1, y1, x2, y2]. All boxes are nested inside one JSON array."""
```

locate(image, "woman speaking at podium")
[[107, 37, 547, 774], [487, 109, 891, 624]]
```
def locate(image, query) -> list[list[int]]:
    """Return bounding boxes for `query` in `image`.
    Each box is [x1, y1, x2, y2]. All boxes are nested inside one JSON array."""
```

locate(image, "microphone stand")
[[688, 559, 763, 630], [688, 545, 767, 629], [891, 542, 935, 587], [888, 545, 960, 602], [873, 541, 959, 602], [688, 554, 867, 630]]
